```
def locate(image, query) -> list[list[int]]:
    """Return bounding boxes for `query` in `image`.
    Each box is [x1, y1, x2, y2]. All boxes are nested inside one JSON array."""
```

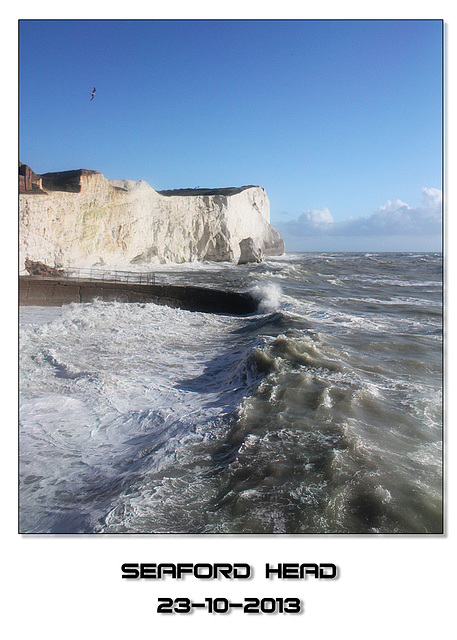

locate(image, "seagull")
[[90, 87, 96, 100]]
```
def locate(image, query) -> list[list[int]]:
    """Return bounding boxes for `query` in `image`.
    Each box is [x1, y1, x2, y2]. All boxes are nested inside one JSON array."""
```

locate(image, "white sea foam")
[[19, 299, 263, 532]]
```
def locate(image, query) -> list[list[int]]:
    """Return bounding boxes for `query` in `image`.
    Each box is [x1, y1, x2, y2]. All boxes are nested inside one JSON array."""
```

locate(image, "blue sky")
[[19, 19, 443, 252]]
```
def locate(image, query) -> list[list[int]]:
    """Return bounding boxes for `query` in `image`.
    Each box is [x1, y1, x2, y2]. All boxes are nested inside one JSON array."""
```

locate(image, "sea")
[[19, 252, 443, 534]]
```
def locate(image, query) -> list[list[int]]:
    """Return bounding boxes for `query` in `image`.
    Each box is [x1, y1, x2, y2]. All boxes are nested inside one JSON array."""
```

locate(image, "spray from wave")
[[249, 283, 282, 313]]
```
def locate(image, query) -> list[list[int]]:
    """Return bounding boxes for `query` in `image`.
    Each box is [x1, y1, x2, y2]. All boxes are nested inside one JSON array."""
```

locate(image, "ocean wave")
[[19, 252, 443, 534]]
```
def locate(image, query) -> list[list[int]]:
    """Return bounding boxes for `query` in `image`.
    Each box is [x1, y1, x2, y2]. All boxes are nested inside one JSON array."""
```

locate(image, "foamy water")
[[19, 253, 443, 533]]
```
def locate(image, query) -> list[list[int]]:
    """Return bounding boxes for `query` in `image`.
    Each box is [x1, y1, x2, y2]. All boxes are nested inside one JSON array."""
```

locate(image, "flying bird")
[[90, 87, 96, 100]]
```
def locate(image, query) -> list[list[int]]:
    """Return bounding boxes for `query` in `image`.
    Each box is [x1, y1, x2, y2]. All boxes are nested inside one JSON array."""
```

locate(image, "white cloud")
[[277, 188, 442, 240], [420, 186, 442, 211], [297, 207, 334, 228]]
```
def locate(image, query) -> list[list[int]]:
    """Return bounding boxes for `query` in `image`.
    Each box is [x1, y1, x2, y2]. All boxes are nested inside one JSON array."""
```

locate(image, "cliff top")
[[20, 164, 260, 198], [41, 169, 101, 178], [157, 186, 258, 197]]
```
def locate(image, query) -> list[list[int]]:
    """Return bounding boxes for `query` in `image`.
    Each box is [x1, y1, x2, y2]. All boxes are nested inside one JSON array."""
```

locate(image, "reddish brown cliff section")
[[19, 164, 100, 194], [19, 163, 44, 193], [40, 169, 101, 193]]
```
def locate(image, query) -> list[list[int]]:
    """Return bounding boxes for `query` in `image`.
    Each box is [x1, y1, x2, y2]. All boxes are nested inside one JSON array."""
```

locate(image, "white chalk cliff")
[[19, 169, 284, 272]]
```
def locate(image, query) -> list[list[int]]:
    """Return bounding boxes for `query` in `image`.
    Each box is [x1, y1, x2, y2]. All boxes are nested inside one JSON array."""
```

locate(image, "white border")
[[7, 4, 453, 637]]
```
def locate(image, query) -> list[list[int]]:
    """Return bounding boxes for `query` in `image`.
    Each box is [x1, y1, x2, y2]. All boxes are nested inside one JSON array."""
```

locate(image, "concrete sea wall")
[[19, 277, 259, 315]]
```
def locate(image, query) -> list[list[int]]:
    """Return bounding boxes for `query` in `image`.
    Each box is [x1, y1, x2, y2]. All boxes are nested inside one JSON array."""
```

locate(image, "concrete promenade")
[[19, 276, 258, 315]]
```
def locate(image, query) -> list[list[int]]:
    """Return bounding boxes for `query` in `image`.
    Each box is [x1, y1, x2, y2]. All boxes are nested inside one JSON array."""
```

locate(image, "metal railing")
[[62, 268, 155, 285]]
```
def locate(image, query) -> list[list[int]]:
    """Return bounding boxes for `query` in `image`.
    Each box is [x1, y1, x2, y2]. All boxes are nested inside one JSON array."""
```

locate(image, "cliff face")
[[19, 170, 284, 271]]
